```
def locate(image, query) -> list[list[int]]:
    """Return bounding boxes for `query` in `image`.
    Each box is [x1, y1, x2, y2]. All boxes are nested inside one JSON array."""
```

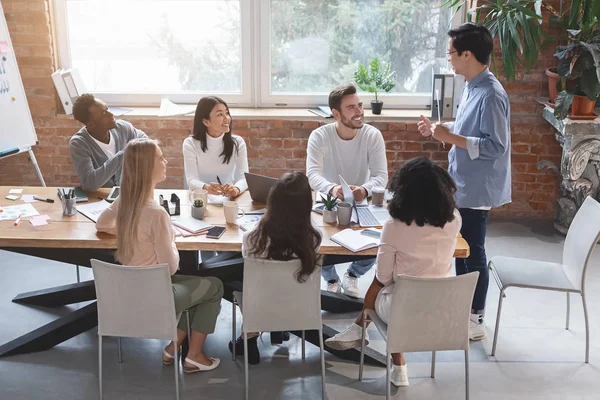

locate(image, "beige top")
[[376, 210, 462, 294], [96, 197, 180, 275]]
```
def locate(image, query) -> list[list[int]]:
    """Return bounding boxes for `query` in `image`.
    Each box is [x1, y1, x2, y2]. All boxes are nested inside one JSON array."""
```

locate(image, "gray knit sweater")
[[69, 120, 147, 191]]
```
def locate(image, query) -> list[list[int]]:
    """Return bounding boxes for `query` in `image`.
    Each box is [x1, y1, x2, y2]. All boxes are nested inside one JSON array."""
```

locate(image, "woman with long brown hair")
[[97, 138, 223, 373], [229, 171, 322, 365]]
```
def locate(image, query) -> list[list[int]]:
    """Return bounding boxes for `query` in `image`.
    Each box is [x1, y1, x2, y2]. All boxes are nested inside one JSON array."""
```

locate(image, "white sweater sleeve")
[[306, 131, 336, 194], [182, 138, 207, 190], [363, 130, 388, 195], [232, 137, 249, 193]]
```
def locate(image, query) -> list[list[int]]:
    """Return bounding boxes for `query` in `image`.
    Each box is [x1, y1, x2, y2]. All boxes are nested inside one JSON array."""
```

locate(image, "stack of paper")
[[77, 200, 110, 223], [158, 98, 196, 117], [330, 228, 380, 253], [171, 216, 213, 234]]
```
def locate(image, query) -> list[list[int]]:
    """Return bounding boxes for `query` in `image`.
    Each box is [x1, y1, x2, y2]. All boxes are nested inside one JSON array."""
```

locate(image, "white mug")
[[189, 188, 208, 206], [224, 201, 245, 224]]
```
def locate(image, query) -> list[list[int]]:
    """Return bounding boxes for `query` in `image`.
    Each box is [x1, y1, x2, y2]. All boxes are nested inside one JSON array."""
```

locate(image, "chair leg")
[[232, 299, 237, 361], [301, 330, 306, 360], [117, 337, 123, 363], [491, 288, 506, 357], [386, 351, 391, 400], [464, 349, 470, 400], [359, 317, 367, 381], [185, 310, 191, 341], [76, 265, 80, 283], [244, 332, 249, 400], [566, 292, 570, 330], [582, 293, 590, 363], [174, 340, 180, 400], [431, 351, 436, 378], [98, 335, 103, 400], [319, 329, 326, 400]]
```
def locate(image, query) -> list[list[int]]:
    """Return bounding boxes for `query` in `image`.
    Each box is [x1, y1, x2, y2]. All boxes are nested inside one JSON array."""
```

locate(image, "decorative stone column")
[[541, 106, 600, 234]]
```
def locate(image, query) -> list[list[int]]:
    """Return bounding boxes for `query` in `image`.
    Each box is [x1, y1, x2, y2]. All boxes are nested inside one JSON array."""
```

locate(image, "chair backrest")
[[241, 257, 322, 333], [91, 259, 179, 341], [386, 273, 478, 353], [562, 196, 600, 291]]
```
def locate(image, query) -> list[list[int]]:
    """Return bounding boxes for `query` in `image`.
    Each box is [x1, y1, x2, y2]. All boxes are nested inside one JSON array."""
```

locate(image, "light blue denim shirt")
[[445, 68, 511, 209]]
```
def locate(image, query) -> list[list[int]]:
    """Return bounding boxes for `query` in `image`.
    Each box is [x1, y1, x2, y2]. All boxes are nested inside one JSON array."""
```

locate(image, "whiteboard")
[[0, 1, 38, 157]]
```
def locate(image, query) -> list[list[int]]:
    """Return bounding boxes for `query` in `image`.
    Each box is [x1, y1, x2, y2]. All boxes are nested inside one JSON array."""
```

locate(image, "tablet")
[[107, 186, 120, 202]]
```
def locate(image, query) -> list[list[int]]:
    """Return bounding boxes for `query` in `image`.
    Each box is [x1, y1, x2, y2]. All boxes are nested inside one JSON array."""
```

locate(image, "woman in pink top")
[[325, 157, 461, 387], [96, 138, 223, 373]]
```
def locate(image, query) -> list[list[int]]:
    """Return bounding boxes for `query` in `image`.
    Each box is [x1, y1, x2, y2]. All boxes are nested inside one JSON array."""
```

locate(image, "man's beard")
[[340, 114, 363, 129]]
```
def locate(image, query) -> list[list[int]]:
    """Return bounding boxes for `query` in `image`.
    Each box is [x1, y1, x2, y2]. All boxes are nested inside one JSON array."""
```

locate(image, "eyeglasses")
[[446, 50, 458, 58]]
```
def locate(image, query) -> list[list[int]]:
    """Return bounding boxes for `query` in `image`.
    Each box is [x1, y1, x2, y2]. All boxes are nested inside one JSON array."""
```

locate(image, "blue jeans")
[[321, 258, 376, 282], [455, 208, 489, 315]]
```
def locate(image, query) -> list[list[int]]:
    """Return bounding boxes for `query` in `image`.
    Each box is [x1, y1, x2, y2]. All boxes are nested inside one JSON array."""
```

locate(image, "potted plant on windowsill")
[[191, 198, 205, 220], [553, 26, 600, 120], [320, 193, 339, 224], [354, 57, 396, 115]]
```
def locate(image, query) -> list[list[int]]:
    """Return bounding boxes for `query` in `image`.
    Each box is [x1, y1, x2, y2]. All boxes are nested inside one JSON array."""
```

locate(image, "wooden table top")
[[0, 187, 469, 258]]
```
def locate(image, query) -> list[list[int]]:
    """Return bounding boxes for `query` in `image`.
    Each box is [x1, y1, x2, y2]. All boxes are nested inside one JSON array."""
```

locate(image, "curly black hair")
[[72, 93, 96, 124], [388, 157, 457, 228]]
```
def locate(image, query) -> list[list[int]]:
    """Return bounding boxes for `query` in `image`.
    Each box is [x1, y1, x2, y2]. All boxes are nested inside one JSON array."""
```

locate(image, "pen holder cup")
[[62, 197, 77, 216]]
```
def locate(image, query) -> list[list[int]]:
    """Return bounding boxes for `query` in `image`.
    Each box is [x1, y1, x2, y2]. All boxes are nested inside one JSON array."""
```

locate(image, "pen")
[[97, 197, 105, 201], [14, 215, 22, 226], [33, 196, 55, 203], [217, 176, 222, 185]]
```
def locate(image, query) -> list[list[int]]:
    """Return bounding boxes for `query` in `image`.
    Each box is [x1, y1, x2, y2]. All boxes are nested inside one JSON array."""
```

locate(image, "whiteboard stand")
[[0, 147, 46, 187]]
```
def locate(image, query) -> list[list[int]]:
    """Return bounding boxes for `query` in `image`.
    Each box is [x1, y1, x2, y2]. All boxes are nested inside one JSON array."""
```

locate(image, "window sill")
[[57, 107, 438, 121]]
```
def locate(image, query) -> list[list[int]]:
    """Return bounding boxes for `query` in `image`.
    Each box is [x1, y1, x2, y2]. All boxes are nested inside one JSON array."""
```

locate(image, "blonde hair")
[[115, 138, 159, 264]]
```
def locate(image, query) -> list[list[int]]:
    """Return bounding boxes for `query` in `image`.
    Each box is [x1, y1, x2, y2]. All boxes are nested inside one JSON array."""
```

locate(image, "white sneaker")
[[469, 314, 487, 341], [327, 280, 341, 293], [325, 323, 369, 350], [342, 272, 360, 297], [390, 364, 409, 387]]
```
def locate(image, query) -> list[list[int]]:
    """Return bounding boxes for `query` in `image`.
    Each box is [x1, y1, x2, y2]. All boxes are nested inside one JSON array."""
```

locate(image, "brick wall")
[[0, 0, 563, 218]]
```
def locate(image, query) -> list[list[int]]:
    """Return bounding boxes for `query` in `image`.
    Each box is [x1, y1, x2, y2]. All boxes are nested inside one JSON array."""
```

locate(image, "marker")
[[0, 147, 19, 158], [216, 176, 222, 185], [33, 196, 55, 203], [14, 215, 22, 226]]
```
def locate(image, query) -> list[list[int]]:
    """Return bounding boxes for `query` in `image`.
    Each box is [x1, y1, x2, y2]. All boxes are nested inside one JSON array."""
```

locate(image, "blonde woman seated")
[[183, 96, 248, 199], [325, 157, 462, 387], [96, 138, 224, 373], [230, 172, 322, 365]]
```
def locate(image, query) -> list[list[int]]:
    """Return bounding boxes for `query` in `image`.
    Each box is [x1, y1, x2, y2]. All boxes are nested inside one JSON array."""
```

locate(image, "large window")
[[54, 0, 462, 107]]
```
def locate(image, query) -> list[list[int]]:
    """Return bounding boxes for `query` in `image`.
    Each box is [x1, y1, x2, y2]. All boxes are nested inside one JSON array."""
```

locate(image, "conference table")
[[0, 186, 469, 364]]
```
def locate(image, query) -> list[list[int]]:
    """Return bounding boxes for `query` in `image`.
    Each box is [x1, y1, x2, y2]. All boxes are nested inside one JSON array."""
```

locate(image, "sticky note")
[[5, 195, 19, 201], [9, 189, 23, 194], [21, 194, 36, 202], [0, 41, 9, 53], [30, 217, 48, 226]]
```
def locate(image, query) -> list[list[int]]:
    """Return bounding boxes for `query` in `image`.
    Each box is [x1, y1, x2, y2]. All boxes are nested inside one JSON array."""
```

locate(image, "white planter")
[[323, 209, 337, 224], [191, 205, 205, 220]]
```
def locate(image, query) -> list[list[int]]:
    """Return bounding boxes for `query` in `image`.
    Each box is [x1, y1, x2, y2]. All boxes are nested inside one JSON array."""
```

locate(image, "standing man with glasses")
[[418, 23, 511, 341]]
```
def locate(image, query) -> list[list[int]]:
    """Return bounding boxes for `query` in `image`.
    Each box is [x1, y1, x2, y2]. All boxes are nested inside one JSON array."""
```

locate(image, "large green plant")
[[443, 0, 552, 81], [354, 58, 396, 103], [553, 0, 600, 119]]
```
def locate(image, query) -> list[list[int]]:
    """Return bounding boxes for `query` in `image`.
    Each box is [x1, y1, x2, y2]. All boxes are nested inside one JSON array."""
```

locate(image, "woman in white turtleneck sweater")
[[183, 96, 249, 198]]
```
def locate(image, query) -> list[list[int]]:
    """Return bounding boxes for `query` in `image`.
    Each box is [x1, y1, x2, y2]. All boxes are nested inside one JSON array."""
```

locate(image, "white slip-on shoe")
[[183, 357, 220, 373], [390, 364, 409, 387], [469, 314, 487, 341], [325, 323, 369, 350]]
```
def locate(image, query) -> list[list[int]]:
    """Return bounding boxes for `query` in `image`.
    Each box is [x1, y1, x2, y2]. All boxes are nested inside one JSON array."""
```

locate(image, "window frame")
[[52, 0, 464, 109]]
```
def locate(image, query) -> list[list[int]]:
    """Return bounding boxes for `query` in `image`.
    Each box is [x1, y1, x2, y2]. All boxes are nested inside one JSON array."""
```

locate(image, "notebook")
[[57, 187, 88, 202], [171, 216, 213, 234], [330, 228, 380, 253]]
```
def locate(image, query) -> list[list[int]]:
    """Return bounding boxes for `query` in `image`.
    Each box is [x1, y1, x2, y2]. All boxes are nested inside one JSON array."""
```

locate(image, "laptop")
[[339, 175, 389, 227], [245, 172, 279, 203]]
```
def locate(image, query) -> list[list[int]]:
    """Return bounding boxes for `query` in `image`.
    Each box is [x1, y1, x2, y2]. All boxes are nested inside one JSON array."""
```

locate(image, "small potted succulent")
[[320, 193, 339, 224], [191, 198, 205, 220]]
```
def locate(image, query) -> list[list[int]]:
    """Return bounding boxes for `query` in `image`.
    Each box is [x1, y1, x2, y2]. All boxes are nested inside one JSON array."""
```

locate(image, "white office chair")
[[489, 196, 600, 363], [91, 259, 190, 400], [231, 257, 326, 400], [358, 273, 479, 400]]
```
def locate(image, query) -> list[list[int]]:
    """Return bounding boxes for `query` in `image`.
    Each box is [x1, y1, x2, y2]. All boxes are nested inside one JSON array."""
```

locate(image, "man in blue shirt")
[[418, 23, 511, 341]]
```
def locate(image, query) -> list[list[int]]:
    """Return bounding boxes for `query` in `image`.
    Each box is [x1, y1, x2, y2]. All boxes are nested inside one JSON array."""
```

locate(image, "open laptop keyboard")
[[356, 206, 381, 227]]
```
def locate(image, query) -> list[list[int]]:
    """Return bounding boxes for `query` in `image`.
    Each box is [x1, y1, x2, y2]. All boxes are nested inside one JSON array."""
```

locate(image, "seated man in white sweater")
[[306, 84, 388, 297]]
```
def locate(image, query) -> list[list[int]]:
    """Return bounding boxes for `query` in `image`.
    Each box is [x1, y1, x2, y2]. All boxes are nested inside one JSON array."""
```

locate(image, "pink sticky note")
[[0, 41, 9, 53], [30, 217, 48, 226]]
